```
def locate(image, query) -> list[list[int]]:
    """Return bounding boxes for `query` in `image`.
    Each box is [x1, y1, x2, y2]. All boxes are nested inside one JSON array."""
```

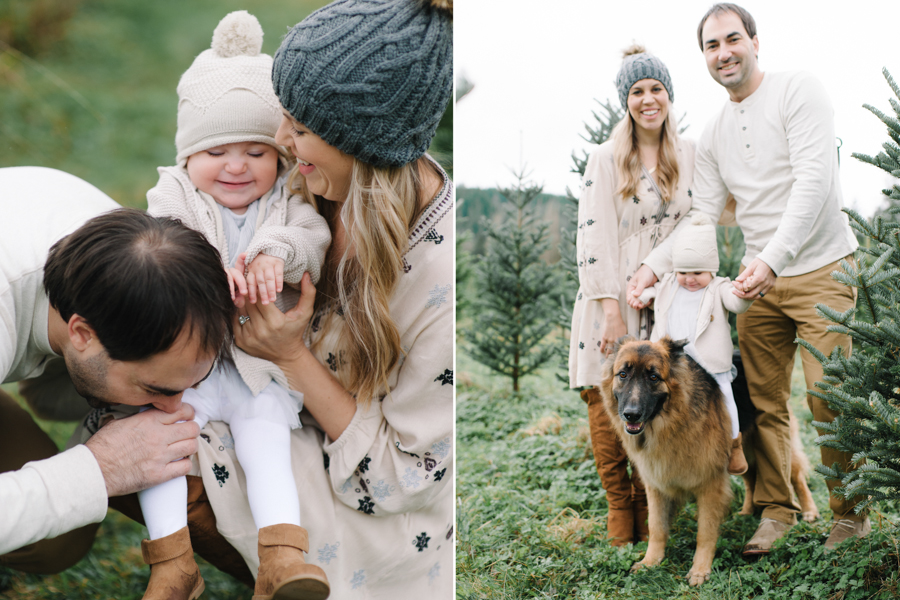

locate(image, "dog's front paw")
[[631, 556, 662, 573], [686, 567, 711, 586]]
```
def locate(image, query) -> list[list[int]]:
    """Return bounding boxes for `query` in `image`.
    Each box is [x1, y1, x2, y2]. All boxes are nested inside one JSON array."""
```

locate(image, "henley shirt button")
[[746, 144, 750, 148], [743, 126, 747, 130], [740, 109, 744, 113]]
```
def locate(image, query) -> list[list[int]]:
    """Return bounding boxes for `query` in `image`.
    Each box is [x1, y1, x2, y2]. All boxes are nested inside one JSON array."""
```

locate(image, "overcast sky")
[[455, 0, 900, 217]]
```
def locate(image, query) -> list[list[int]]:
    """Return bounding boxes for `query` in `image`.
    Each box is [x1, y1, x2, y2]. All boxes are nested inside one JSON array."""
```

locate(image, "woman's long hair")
[[611, 90, 680, 203], [288, 156, 436, 406]]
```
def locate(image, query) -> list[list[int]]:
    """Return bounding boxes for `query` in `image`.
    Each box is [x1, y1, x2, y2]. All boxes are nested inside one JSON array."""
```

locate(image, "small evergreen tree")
[[801, 68, 900, 510], [465, 168, 561, 392]]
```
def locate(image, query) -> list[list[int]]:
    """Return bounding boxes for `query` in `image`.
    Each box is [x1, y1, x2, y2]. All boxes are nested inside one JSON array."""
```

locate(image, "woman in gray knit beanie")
[[569, 44, 696, 548], [207, 0, 455, 596]]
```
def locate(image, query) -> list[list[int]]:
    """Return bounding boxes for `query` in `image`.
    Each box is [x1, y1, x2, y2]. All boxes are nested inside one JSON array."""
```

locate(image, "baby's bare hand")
[[246, 253, 285, 305], [225, 266, 247, 304]]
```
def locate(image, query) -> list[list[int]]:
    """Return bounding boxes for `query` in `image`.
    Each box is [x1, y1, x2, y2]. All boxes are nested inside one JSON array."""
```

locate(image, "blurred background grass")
[[0, 1, 451, 597]]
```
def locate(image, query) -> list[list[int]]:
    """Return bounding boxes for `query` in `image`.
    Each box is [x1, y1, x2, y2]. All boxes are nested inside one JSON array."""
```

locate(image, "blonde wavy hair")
[[612, 44, 680, 203], [288, 156, 436, 406]]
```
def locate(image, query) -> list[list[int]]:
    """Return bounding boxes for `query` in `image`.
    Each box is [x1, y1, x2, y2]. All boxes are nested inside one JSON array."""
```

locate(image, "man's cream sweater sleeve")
[[0, 444, 107, 554]]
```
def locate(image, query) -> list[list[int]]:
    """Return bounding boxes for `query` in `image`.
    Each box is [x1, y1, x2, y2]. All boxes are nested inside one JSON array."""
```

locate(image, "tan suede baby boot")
[[253, 524, 330, 600], [141, 526, 205, 600], [728, 433, 748, 475]]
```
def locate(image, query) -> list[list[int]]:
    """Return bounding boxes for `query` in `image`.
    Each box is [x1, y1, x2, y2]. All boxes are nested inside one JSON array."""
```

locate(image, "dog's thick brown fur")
[[601, 337, 820, 585], [600, 337, 733, 586]]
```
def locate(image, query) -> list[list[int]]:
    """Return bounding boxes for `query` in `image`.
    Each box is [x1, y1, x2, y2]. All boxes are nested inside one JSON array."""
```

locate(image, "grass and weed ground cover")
[[456, 349, 900, 599]]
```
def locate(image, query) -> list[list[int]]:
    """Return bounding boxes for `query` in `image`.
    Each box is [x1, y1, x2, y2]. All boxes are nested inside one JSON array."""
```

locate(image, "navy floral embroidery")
[[446, 526, 453, 539], [395, 442, 420, 458], [632, 196, 640, 204], [434, 369, 453, 385], [577, 292, 583, 300], [212, 464, 229, 487], [357, 456, 371, 473], [626, 275, 632, 282], [424, 229, 444, 244], [358, 496, 375, 515], [326, 353, 339, 371], [424, 457, 437, 471], [586, 219, 594, 226], [414, 532, 430, 552], [585, 180, 593, 187], [688, 189, 693, 198], [310, 313, 322, 333], [434, 468, 446, 481], [402, 257, 412, 273], [640, 216, 647, 225], [674, 211, 681, 220], [579, 342, 584, 349]]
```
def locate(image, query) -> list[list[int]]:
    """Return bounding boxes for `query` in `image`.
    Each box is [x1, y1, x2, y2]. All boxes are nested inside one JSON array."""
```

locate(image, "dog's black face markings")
[[612, 345, 669, 436]]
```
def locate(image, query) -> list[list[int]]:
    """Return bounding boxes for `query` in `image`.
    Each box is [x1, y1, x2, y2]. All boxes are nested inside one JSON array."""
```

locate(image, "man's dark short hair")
[[697, 3, 757, 50], [44, 208, 234, 362]]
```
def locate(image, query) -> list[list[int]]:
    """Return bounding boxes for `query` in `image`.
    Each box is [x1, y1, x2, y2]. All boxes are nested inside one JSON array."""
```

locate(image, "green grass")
[[456, 349, 900, 599]]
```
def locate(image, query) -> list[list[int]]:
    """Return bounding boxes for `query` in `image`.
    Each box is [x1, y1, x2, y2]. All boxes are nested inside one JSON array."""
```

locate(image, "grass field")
[[455, 346, 900, 599]]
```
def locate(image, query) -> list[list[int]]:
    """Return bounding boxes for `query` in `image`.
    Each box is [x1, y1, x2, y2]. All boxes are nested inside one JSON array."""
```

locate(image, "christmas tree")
[[800, 68, 900, 510], [465, 168, 561, 392]]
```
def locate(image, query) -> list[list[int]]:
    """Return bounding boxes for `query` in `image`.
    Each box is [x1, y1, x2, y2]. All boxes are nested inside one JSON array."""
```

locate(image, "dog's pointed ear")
[[661, 336, 688, 358], [610, 335, 637, 358]]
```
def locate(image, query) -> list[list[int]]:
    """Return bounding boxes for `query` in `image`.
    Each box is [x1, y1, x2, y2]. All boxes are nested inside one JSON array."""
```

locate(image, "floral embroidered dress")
[[194, 161, 454, 599], [569, 138, 695, 388]]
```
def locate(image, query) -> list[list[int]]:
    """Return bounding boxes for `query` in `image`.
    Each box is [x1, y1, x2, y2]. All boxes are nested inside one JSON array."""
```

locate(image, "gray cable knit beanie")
[[673, 213, 720, 273], [272, 0, 453, 169], [615, 47, 674, 110], [175, 11, 283, 165]]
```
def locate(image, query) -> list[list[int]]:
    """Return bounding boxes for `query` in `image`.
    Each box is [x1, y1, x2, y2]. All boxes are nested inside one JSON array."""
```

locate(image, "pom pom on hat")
[[673, 213, 719, 273], [174, 11, 283, 165], [211, 10, 263, 58]]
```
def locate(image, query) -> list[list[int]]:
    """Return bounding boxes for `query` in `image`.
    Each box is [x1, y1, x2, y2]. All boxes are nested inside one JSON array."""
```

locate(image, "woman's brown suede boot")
[[140, 526, 205, 600], [728, 433, 748, 475], [584, 388, 635, 546], [253, 524, 330, 600]]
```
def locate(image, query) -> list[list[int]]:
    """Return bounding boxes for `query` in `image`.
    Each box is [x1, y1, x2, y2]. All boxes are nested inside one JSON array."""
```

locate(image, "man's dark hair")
[[44, 208, 234, 362], [697, 3, 757, 50]]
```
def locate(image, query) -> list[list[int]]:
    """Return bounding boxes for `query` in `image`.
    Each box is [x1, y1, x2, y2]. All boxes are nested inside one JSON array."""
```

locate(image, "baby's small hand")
[[246, 253, 285, 305], [225, 266, 248, 306]]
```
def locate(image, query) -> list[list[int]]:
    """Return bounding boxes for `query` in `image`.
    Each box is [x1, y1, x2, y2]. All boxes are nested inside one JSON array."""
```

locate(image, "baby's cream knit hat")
[[673, 213, 719, 272], [175, 11, 283, 165]]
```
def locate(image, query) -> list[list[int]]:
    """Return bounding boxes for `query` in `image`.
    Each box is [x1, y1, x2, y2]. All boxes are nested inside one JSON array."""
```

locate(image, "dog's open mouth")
[[624, 421, 645, 435]]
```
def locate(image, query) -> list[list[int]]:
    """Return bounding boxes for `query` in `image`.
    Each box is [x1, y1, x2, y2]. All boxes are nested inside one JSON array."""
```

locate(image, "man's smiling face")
[[701, 10, 760, 100]]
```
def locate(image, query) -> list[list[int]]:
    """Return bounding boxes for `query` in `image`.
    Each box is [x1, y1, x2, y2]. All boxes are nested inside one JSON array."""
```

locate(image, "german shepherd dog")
[[600, 336, 733, 586]]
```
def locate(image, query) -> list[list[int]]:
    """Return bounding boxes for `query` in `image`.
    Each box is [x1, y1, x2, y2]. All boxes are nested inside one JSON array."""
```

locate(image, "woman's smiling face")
[[626, 78, 669, 134], [275, 110, 355, 202]]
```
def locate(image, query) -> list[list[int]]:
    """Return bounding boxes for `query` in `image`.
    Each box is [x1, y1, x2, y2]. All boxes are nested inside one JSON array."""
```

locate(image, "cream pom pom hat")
[[673, 213, 720, 273], [174, 11, 284, 165]]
